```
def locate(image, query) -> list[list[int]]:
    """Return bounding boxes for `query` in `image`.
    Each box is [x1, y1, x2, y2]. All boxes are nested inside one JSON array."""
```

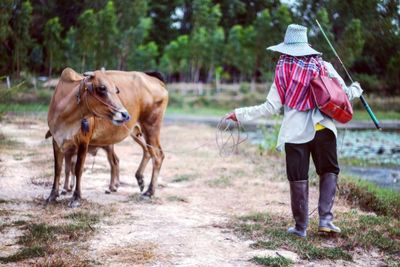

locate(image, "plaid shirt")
[[274, 55, 325, 111]]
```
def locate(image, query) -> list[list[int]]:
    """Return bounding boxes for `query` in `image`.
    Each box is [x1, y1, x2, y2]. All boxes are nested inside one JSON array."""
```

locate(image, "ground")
[[0, 114, 389, 266]]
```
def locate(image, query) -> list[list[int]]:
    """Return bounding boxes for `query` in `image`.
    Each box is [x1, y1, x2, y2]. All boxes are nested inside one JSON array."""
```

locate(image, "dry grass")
[[105, 242, 160, 265]]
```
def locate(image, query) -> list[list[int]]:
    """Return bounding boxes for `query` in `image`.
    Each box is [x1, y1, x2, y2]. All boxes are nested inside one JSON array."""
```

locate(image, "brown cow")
[[47, 68, 168, 207], [55, 124, 143, 194]]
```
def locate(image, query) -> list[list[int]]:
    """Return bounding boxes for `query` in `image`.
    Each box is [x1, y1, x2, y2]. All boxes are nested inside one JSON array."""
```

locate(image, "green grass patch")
[[0, 103, 48, 114], [207, 175, 232, 188], [167, 106, 231, 117], [0, 134, 22, 149], [0, 212, 102, 263], [339, 175, 400, 218], [166, 195, 189, 203], [352, 110, 400, 121], [251, 255, 293, 267], [0, 246, 45, 263], [171, 174, 194, 183], [233, 211, 399, 264]]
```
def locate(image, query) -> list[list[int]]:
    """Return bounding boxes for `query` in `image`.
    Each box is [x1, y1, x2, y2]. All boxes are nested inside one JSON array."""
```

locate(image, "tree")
[[64, 26, 80, 70], [11, 0, 33, 77], [190, 0, 223, 82], [128, 41, 159, 71], [96, 0, 118, 69], [120, 17, 152, 70], [337, 19, 365, 68], [43, 17, 63, 77], [225, 25, 256, 83], [76, 9, 98, 71], [0, 0, 13, 73], [161, 35, 190, 81]]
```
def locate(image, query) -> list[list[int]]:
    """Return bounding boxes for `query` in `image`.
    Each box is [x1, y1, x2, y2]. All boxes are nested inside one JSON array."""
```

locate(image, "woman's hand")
[[226, 112, 238, 121]]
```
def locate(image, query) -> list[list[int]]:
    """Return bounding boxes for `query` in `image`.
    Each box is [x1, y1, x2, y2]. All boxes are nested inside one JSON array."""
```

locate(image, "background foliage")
[[0, 0, 399, 94]]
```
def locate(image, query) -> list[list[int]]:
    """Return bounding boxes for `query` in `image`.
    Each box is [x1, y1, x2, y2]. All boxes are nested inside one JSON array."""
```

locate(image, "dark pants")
[[285, 129, 339, 181]]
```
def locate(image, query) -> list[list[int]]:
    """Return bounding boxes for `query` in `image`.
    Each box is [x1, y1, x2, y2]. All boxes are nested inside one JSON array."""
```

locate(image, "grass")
[[0, 211, 102, 264], [352, 110, 400, 121], [251, 255, 293, 267], [0, 103, 48, 114], [0, 246, 46, 263], [171, 174, 194, 183], [338, 175, 400, 218], [0, 133, 22, 149], [232, 210, 399, 264], [166, 195, 189, 203], [207, 175, 232, 188]]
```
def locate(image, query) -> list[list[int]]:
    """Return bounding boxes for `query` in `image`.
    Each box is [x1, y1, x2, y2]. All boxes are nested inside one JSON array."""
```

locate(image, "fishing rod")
[[315, 19, 382, 130]]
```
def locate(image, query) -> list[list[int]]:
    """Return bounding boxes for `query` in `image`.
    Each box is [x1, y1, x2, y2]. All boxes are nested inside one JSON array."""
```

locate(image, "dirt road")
[[0, 115, 385, 266]]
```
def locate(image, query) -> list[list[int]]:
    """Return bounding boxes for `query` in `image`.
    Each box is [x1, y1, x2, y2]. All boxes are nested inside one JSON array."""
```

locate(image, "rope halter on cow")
[[75, 73, 122, 134]]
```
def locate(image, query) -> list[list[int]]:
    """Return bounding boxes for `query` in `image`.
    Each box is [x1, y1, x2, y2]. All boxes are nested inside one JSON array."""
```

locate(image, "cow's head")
[[79, 71, 130, 125]]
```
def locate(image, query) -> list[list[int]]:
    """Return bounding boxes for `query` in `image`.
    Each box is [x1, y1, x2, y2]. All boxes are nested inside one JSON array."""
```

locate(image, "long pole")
[[316, 19, 382, 130]]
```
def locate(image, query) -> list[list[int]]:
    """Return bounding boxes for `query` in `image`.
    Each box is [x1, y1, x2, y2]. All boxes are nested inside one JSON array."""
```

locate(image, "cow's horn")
[[83, 71, 95, 77]]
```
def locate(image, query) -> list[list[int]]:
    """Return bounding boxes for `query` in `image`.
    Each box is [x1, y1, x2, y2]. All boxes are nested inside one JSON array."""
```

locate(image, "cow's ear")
[[83, 71, 95, 78]]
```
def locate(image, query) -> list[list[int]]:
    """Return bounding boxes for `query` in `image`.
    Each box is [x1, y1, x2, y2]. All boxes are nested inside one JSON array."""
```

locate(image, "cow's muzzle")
[[112, 109, 131, 125]]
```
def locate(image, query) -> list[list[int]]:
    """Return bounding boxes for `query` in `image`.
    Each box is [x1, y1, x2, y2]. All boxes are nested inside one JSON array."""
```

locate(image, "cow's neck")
[[50, 86, 92, 149]]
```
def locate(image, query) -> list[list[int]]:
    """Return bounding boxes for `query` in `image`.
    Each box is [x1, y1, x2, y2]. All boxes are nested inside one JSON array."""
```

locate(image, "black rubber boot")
[[318, 173, 341, 233], [287, 180, 308, 238]]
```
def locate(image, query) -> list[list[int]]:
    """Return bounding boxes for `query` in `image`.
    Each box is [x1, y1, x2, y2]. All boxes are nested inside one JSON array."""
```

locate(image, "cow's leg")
[[132, 134, 150, 192], [61, 149, 74, 195], [104, 145, 120, 193], [69, 143, 88, 208], [141, 124, 164, 197], [47, 139, 64, 203]]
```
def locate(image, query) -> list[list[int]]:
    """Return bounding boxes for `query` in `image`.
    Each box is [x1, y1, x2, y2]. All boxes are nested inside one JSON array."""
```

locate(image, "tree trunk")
[[48, 52, 53, 78], [251, 76, 256, 93]]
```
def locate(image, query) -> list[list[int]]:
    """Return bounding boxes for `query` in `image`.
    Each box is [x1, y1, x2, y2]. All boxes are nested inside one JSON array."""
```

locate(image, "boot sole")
[[318, 227, 341, 233]]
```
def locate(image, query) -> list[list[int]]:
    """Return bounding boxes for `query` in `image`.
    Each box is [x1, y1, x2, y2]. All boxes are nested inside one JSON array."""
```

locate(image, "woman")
[[226, 24, 363, 238]]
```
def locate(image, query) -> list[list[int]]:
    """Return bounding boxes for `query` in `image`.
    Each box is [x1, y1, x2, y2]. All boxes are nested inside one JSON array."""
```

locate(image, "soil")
[[0, 115, 386, 266]]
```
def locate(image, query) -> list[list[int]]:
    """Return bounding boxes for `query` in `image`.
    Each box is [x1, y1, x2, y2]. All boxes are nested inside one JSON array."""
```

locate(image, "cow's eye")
[[98, 85, 107, 94]]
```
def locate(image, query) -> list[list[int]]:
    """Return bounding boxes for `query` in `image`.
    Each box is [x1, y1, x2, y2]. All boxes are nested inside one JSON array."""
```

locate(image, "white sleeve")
[[324, 62, 363, 101], [234, 82, 282, 122]]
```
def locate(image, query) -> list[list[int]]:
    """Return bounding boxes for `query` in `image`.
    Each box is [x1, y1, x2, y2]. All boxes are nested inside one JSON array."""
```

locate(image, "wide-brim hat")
[[267, 24, 321, 57]]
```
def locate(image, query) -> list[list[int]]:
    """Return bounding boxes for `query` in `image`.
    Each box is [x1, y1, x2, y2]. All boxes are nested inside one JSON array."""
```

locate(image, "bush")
[[353, 73, 385, 94]]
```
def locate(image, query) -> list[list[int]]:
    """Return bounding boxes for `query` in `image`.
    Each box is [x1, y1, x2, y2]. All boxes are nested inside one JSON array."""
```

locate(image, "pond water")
[[247, 127, 400, 191]]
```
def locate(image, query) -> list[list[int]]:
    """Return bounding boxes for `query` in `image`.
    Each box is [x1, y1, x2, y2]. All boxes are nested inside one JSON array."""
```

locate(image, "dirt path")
[[0, 115, 385, 266]]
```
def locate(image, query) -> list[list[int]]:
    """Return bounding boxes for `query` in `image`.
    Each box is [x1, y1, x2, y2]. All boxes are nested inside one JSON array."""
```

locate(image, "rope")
[[118, 116, 248, 157], [215, 117, 248, 157]]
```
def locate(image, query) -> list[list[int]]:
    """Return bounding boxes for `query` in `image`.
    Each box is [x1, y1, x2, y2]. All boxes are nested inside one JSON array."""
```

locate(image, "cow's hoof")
[[109, 185, 118, 192], [46, 192, 59, 204], [105, 189, 111, 194], [142, 190, 153, 198], [68, 199, 81, 208], [140, 194, 151, 200], [61, 189, 68, 195], [135, 174, 145, 192]]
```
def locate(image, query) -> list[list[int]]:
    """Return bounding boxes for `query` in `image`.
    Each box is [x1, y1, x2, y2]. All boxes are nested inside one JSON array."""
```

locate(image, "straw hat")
[[267, 24, 321, 56]]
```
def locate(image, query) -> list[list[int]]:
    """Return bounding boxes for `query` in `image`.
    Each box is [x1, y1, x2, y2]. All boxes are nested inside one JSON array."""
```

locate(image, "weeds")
[[251, 255, 293, 267], [207, 175, 232, 188], [166, 195, 189, 203], [233, 211, 400, 264], [0, 211, 102, 264], [339, 175, 400, 218], [0, 246, 45, 263], [172, 174, 194, 183]]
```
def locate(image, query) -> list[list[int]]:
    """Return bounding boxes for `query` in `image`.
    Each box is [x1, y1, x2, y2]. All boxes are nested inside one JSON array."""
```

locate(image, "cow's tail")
[[145, 71, 165, 83], [45, 130, 52, 139]]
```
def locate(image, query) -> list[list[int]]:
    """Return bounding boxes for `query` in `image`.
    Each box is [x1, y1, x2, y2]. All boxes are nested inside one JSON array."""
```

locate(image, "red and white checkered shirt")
[[274, 55, 325, 111]]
